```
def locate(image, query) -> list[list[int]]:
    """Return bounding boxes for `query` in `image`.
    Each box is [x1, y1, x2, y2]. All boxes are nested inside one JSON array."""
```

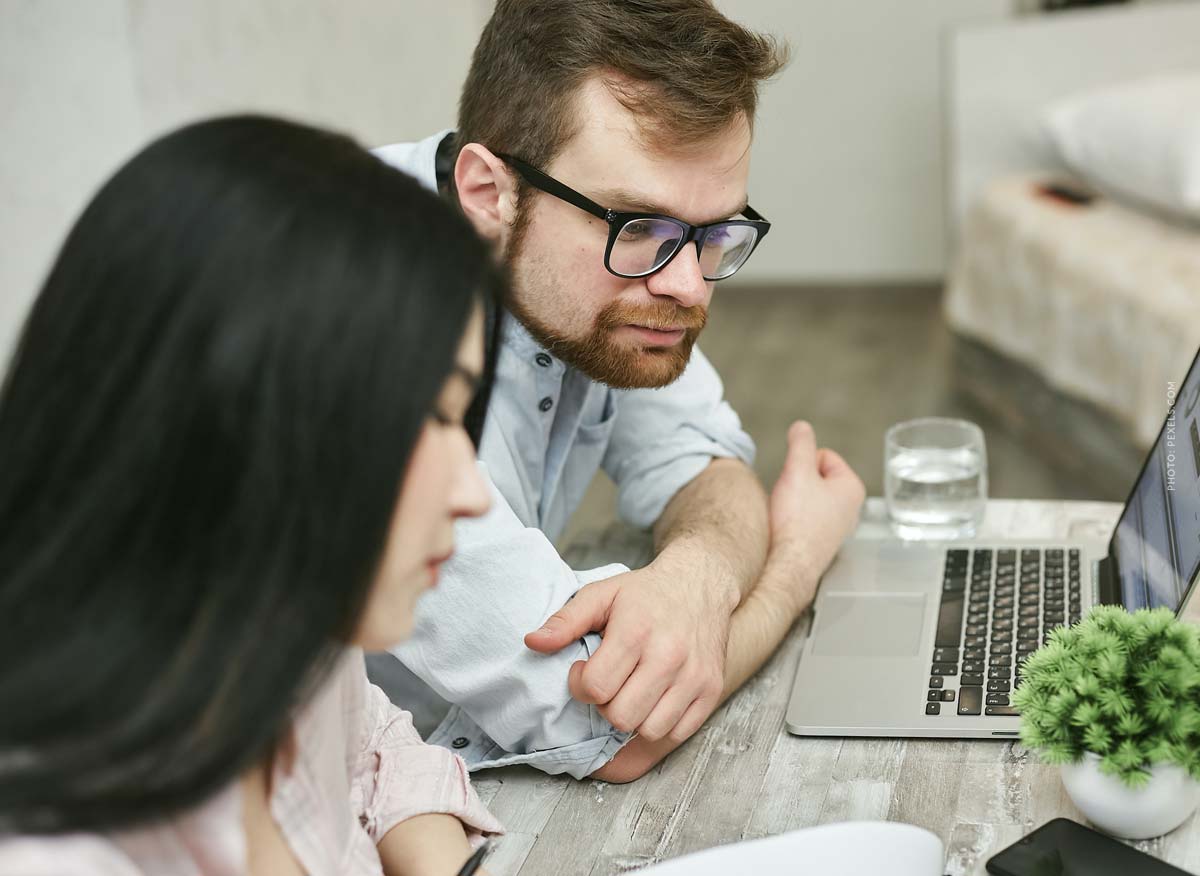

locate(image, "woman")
[[0, 116, 504, 874]]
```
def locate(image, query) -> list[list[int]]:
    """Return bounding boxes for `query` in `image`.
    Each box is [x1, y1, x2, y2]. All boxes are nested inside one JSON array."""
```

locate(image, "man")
[[368, 0, 865, 782]]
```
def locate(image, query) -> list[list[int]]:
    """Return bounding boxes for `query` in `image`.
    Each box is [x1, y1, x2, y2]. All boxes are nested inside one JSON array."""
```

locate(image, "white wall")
[[728, 0, 1013, 286], [0, 0, 491, 365], [0, 0, 1015, 364]]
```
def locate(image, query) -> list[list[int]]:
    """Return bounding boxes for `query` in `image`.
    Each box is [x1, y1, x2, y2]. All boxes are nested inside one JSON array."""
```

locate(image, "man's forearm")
[[651, 457, 769, 604], [591, 555, 812, 783]]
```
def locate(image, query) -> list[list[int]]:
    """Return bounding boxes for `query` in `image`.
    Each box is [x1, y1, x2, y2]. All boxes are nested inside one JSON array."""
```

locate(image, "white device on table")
[[785, 346, 1200, 739], [636, 822, 943, 876]]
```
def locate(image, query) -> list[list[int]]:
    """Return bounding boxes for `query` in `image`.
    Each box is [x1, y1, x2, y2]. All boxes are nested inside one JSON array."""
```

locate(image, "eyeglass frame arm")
[[495, 152, 771, 278], [498, 152, 769, 233]]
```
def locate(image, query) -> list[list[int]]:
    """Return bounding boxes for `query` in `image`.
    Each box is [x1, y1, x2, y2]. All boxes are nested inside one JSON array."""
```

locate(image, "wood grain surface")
[[477, 499, 1200, 876]]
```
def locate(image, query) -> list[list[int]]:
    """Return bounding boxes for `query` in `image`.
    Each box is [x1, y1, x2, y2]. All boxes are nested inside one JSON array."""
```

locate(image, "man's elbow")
[[588, 745, 659, 784]]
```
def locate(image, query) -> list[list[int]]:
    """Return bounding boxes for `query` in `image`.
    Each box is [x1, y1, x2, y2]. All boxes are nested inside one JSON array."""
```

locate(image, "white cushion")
[[1044, 73, 1200, 222]]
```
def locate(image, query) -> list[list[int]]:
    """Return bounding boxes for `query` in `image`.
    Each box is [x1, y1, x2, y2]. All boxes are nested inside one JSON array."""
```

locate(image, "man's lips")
[[622, 324, 688, 346]]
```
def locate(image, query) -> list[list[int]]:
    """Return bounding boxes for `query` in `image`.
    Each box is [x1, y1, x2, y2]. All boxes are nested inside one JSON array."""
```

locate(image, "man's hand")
[[761, 420, 866, 615], [590, 421, 866, 783], [523, 555, 733, 743], [525, 421, 863, 753]]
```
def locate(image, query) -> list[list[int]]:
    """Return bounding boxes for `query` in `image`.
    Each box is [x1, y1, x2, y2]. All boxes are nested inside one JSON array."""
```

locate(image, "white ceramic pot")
[[1060, 752, 1200, 840]]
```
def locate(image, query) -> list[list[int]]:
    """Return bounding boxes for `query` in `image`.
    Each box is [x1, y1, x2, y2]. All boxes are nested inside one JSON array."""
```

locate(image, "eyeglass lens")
[[609, 218, 758, 280]]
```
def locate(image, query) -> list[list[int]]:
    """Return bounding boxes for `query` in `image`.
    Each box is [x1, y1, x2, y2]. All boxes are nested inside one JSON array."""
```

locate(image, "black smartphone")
[[986, 818, 1193, 876]]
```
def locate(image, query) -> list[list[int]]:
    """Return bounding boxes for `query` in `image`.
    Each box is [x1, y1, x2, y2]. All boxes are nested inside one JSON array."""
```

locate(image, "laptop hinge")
[[1096, 555, 1120, 606]]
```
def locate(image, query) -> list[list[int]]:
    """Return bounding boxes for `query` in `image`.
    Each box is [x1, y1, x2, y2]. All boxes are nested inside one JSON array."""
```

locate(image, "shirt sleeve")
[[603, 345, 755, 529], [349, 653, 503, 845], [387, 468, 632, 779]]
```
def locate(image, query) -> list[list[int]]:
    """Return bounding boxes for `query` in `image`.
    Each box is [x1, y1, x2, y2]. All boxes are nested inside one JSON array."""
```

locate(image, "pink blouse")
[[0, 649, 503, 875]]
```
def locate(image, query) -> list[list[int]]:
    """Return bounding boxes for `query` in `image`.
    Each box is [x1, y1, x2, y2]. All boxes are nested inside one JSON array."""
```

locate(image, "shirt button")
[[535, 353, 552, 368], [451, 737, 470, 749], [538, 396, 554, 413]]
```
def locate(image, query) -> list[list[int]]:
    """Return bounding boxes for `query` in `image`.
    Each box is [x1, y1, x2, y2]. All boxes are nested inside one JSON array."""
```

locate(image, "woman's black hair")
[[0, 115, 503, 833]]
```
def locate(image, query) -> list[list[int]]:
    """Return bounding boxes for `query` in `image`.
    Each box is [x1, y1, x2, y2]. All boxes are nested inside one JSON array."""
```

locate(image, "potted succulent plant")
[[1013, 605, 1200, 839]]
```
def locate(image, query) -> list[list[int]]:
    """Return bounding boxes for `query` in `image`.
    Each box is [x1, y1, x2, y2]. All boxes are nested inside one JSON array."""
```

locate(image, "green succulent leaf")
[[1016, 607, 1200, 789]]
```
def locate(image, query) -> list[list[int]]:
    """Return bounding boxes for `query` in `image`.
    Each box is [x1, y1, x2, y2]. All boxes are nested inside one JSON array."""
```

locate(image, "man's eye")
[[619, 221, 652, 241]]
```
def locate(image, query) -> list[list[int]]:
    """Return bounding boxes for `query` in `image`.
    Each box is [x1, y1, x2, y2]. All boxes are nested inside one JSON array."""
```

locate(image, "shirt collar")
[[500, 310, 561, 371]]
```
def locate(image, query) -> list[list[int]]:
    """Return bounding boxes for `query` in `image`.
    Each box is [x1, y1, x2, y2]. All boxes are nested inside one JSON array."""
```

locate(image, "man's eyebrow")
[[590, 188, 750, 226]]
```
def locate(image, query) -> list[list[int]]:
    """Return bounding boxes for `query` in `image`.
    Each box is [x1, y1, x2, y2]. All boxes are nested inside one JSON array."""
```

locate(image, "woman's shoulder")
[[0, 832, 143, 875], [0, 784, 245, 876]]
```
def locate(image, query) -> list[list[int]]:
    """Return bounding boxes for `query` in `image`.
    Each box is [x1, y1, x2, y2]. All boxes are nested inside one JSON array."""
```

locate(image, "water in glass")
[[885, 418, 987, 539]]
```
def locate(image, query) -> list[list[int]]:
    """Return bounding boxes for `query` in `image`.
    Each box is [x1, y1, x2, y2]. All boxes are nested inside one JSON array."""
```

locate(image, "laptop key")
[[985, 705, 1020, 717], [941, 690, 956, 702], [960, 673, 984, 686], [927, 689, 941, 702], [934, 592, 965, 648], [926, 702, 941, 715], [931, 663, 958, 676], [957, 686, 983, 715], [933, 648, 959, 663], [928, 676, 943, 689], [986, 693, 1010, 706], [987, 679, 1011, 693]]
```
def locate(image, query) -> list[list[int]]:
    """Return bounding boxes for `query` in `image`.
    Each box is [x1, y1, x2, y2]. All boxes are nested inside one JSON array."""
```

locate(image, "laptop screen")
[[1111, 349, 1200, 611]]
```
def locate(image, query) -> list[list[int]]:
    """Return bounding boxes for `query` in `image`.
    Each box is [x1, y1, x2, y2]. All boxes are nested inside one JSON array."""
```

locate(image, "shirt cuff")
[[363, 743, 504, 845]]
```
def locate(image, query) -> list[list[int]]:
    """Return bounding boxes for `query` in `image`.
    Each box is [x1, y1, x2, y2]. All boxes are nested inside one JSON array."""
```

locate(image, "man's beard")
[[504, 206, 708, 389]]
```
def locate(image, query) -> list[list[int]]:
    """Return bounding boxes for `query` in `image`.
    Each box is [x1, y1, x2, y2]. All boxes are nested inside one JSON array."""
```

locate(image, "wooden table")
[[474, 499, 1200, 875]]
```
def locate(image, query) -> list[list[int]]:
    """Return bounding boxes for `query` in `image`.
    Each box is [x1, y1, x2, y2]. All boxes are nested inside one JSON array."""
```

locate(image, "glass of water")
[[885, 417, 987, 540]]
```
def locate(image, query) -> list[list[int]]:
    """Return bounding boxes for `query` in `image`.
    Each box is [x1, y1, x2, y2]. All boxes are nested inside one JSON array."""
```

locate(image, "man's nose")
[[644, 241, 710, 309]]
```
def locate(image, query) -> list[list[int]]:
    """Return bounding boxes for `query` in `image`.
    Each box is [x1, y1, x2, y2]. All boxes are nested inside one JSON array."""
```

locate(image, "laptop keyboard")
[[925, 547, 1083, 717]]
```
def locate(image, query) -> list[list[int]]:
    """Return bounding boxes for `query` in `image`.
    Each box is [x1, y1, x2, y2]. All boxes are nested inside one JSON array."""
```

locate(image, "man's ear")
[[454, 144, 518, 245]]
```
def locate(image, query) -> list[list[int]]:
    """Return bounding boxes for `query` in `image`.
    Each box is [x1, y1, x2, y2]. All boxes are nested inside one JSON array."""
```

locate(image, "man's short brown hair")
[[456, 0, 788, 172]]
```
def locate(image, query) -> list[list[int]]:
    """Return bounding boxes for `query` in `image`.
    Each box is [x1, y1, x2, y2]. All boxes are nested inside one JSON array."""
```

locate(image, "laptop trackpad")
[[811, 593, 926, 658]]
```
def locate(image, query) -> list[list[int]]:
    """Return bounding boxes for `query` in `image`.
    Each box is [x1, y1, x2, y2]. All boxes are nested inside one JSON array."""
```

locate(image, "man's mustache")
[[597, 301, 708, 333]]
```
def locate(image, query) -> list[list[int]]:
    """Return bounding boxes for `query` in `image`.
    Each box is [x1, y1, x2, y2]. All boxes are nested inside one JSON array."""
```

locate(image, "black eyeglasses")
[[496, 153, 770, 281]]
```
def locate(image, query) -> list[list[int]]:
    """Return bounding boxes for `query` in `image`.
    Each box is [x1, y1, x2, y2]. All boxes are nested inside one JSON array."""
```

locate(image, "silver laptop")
[[786, 347, 1200, 739]]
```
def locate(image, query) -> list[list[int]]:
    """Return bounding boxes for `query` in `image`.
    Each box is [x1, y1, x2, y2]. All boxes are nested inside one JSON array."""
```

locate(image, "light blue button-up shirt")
[[369, 132, 756, 778]]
